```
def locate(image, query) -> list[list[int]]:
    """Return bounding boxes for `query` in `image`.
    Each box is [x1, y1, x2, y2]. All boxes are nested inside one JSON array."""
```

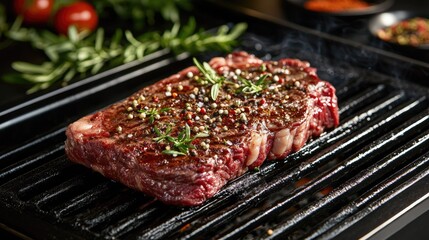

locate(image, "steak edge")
[[65, 51, 339, 206]]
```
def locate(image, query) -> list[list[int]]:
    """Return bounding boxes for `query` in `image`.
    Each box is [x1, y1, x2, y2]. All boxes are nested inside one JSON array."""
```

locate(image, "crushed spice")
[[304, 0, 370, 12], [377, 17, 429, 47]]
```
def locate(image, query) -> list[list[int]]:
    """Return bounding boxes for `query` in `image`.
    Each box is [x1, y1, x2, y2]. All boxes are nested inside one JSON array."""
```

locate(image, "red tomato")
[[14, 0, 54, 25], [54, 2, 98, 35]]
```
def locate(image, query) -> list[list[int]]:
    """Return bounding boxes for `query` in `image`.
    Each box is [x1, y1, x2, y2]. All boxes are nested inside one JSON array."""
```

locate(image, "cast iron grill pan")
[[0, 26, 429, 239]]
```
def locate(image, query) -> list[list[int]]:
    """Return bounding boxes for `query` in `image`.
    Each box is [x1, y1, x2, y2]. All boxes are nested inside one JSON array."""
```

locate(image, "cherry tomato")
[[14, 0, 54, 25], [54, 2, 98, 35]]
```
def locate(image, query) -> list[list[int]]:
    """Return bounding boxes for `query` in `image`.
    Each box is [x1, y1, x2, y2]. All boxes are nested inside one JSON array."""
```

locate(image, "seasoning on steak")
[[65, 51, 339, 206]]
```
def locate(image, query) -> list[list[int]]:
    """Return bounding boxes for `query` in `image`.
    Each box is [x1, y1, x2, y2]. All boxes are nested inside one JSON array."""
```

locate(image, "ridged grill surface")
[[0, 27, 428, 240]]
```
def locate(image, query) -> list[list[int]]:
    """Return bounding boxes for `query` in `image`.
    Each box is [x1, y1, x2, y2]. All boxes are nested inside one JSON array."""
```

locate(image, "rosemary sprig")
[[238, 74, 269, 94], [138, 107, 170, 123], [4, 25, 122, 93], [153, 125, 174, 142], [153, 124, 209, 156], [193, 57, 226, 100], [2, 18, 247, 94]]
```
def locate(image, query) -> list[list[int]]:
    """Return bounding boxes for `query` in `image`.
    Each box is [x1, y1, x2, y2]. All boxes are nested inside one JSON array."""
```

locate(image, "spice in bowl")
[[377, 17, 429, 47], [304, 0, 370, 12]]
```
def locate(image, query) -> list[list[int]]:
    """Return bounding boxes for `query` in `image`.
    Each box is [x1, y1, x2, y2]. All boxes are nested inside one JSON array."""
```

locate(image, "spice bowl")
[[368, 11, 429, 51], [284, 0, 395, 17]]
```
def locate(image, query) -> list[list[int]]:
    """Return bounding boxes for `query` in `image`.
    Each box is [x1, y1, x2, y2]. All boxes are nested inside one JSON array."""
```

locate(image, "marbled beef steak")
[[65, 52, 339, 206]]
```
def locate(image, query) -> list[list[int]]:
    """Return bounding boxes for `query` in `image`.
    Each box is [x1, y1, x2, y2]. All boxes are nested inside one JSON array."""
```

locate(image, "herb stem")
[[154, 124, 209, 156]]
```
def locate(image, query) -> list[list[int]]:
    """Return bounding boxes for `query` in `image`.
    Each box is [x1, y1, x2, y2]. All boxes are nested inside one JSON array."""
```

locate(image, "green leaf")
[[225, 22, 248, 41], [238, 74, 268, 95], [46, 42, 75, 54], [165, 136, 174, 142], [217, 25, 229, 35], [154, 126, 161, 136], [195, 132, 209, 138], [149, 115, 155, 124], [193, 57, 206, 74], [64, 68, 77, 82], [179, 17, 196, 38], [125, 30, 140, 46], [6, 30, 27, 42], [177, 129, 185, 141], [45, 48, 59, 62], [24, 62, 70, 83], [91, 62, 104, 75], [68, 26, 79, 43], [211, 83, 219, 100], [12, 62, 53, 74], [256, 74, 268, 85], [26, 84, 43, 94], [95, 28, 104, 51], [169, 23, 181, 39], [162, 150, 186, 156], [185, 124, 191, 139], [136, 45, 146, 59]]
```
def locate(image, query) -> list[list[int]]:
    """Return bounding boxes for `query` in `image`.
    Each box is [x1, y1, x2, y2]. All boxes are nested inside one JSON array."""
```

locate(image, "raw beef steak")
[[65, 51, 339, 206]]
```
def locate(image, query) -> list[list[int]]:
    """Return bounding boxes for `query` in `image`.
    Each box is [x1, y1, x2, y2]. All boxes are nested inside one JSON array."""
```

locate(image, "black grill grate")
[[1, 18, 429, 240], [1, 80, 428, 240]]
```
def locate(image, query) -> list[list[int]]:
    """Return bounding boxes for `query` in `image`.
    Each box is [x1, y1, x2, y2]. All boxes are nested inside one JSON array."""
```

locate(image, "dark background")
[[212, 0, 429, 63]]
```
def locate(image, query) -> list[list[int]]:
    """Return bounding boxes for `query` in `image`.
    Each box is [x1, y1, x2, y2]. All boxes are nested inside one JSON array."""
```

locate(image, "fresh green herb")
[[122, 19, 247, 62], [2, 17, 247, 94], [153, 124, 209, 156], [153, 125, 174, 142], [4, 25, 122, 93], [138, 107, 170, 123], [254, 166, 260, 172], [238, 74, 269, 94], [193, 57, 226, 100]]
